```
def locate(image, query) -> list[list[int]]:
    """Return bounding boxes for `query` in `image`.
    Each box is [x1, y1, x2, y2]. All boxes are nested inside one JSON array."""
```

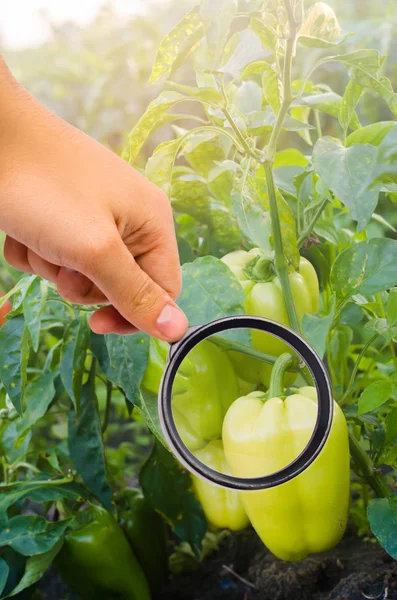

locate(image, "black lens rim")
[[158, 315, 333, 491]]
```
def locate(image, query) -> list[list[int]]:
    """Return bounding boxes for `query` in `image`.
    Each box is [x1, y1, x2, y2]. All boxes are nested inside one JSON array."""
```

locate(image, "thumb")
[[86, 238, 188, 341]]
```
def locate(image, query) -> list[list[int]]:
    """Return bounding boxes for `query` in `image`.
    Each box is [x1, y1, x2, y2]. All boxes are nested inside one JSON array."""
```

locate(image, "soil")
[[37, 526, 397, 600], [158, 526, 397, 600]]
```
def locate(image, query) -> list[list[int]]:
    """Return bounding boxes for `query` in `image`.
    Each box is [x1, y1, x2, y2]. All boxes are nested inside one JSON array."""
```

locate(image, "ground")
[[38, 526, 397, 600]]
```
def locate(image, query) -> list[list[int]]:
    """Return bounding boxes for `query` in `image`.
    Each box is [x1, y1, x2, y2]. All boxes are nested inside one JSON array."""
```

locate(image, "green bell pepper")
[[115, 488, 168, 596], [192, 440, 249, 532], [222, 386, 350, 561], [142, 337, 239, 450], [221, 249, 320, 387], [55, 504, 151, 600]]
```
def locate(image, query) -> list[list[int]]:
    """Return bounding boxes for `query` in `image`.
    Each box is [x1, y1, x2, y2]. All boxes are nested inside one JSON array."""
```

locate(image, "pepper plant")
[[2, 0, 397, 596]]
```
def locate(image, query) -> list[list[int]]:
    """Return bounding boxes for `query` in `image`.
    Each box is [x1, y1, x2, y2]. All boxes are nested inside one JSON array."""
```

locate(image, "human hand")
[[0, 57, 188, 341]]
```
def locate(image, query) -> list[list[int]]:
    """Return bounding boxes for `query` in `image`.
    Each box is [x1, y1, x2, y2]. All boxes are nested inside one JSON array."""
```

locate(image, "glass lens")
[[170, 327, 316, 480]]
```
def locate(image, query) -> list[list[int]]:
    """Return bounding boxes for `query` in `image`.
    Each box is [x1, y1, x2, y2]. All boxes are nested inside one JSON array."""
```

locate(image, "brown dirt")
[[158, 527, 397, 600]]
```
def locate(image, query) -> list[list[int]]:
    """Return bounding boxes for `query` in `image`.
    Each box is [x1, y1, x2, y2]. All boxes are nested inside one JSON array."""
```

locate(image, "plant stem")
[[102, 380, 113, 434], [222, 106, 259, 159], [263, 161, 301, 332], [314, 110, 323, 139], [298, 197, 329, 248], [259, 0, 302, 334], [349, 432, 390, 499], [269, 353, 293, 397], [209, 336, 278, 366], [0, 474, 74, 490], [265, 0, 299, 161], [377, 293, 397, 371], [340, 333, 379, 405]]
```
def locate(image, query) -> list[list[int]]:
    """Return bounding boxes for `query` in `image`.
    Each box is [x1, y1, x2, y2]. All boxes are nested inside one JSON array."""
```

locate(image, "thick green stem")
[[269, 353, 293, 397], [349, 432, 390, 499], [263, 161, 300, 332], [210, 336, 278, 366], [297, 197, 329, 248]]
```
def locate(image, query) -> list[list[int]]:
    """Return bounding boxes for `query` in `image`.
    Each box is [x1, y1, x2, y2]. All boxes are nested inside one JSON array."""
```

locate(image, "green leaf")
[[298, 33, 352, 49], [15, 372, 57, 447], [357, 381, 393, 415], [68, 377, 113, 512], [146, 138, 182, 195], [124, 92, 185, 165], [0, 478, 86, 520], [387, 289, 397, 328], [6, 538, 63, 597], [333, 49, 397, 116], [274, 149, 309, 169], [0, 516, 71, 556], [297, 92, 359, 130], [302, 297, 336, 359], [178, 256, 249, 345], [60, 316, 90, 414], [135, 389, 165, 446], [200, 0, 238, 70], [22, 278, 48, 353], [172, 176, 241, 253], [346, 122, 396, 147], [339, 81, 363, 137], [181, 132, 227, 179], [0, 559, 9, 596], [248, 108, 315, 135], [262, 63, 281, 115], [231, 172, 272, 254], [3, 276, 36, 320], [312, 137, 380, 231], [368, 498, 397, 560], [220, 29, 267, 76], [91, 332, 150, 407], [331, 239, 397, 300], [165, 83, 223, 104], [299, 2, 341, 44], [385, 408, 397, 444], [0, 317, 30, 415], [177, 237, 195, 265], [208, 160, 238, 205], [149, 7, 204, 84], [232, 80, 262, 115], [140, 441, 207, 558], [249, 16, 277, 51]]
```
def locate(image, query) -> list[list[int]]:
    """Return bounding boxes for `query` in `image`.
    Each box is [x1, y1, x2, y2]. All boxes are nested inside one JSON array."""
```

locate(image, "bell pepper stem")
[[269, 353, 293, 398], [209, 335, 278, 366], [348, 432, 390, 499]]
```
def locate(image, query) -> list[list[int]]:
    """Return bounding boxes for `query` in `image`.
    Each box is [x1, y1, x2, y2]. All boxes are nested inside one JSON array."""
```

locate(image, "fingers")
[[134, 197, 182, 301], [89, 305, 139, 335], [3, 236, 30, 272], [86, 234, 188, 342], [56, 268, 107, 305]]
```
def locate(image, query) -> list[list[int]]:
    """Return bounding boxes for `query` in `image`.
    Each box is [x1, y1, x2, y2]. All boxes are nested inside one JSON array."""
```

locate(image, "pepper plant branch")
[[263, 162, 301, 332], [222, 106, 259, 160], [297, 197, 329, 248], [340, 333, 379, 405], [209, 335, 300, 371], [257, 0, 301, 334], [348, 432, 390, 499]]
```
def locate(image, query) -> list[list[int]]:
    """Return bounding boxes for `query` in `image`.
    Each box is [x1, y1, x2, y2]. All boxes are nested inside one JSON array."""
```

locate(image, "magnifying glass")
[[158, 316, 333, 492]]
